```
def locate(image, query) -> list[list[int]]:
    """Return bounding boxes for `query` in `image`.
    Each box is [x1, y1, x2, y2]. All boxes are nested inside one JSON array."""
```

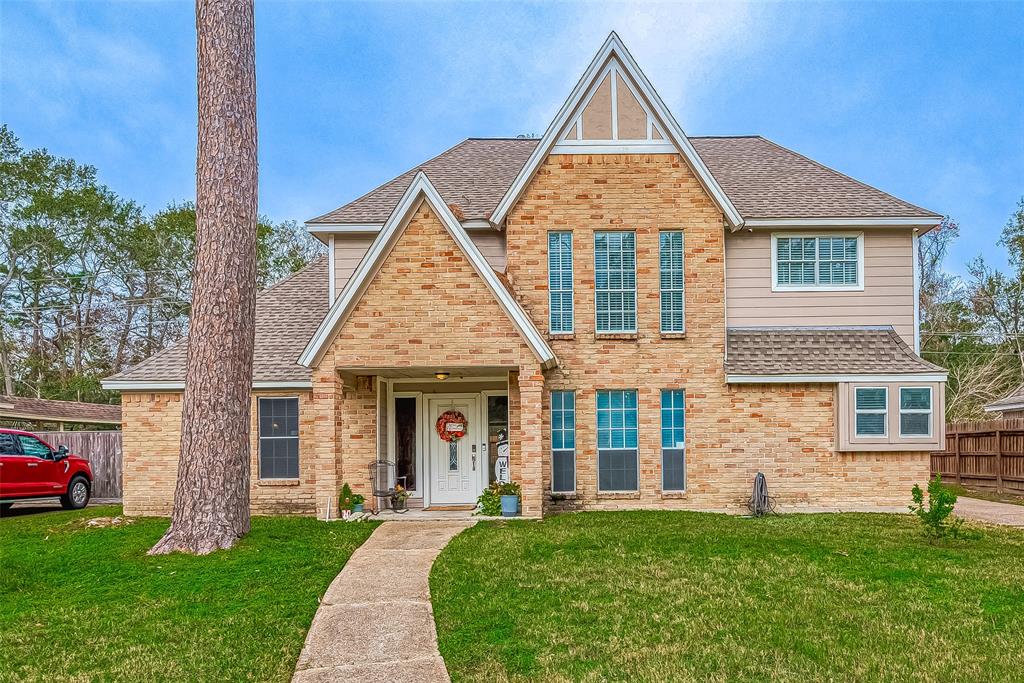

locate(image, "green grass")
[[945, 483, 1024, 506], [431, 511, 1024, 682], [0, 506, 377, 682]]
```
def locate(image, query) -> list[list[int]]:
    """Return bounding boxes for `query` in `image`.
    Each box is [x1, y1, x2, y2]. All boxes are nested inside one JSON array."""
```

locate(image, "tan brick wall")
[[506, 154, 929, 512], [121, 389, 318, 516]]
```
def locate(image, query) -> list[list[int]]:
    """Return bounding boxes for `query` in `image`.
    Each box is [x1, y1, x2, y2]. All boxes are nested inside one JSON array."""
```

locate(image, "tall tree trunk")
[[150, 0, 257, 555]]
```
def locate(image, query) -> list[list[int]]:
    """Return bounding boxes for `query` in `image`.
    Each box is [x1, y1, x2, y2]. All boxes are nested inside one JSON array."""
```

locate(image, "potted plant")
[[351, 493, 365, 514], [495, 480, 521, 517], [339, 483, 356, 515], [390, 484, 409, 512]]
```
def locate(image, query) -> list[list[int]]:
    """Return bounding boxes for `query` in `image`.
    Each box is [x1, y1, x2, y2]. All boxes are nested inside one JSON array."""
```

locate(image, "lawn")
[[431, 511, 1024, 683], [0, 505, 377, 682]]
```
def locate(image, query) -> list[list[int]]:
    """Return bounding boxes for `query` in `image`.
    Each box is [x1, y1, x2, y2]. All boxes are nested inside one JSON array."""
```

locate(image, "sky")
[[1, 1, 1022, 275]]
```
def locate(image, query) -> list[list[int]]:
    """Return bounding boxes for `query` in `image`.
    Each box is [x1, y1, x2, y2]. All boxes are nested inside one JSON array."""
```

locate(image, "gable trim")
[[489, 31, 744, 228], [298, 172, 557, 370]]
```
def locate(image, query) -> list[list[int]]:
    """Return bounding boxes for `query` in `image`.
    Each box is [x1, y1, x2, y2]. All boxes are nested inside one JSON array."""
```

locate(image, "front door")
[[427, 396, 481, 506]]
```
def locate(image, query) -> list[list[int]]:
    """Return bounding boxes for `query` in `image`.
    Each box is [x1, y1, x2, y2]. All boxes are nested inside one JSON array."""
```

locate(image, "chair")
[[368, 460, 407, 514]]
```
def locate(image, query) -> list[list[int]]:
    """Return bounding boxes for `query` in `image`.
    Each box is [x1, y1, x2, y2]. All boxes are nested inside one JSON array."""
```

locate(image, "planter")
[[500, 494, 520, 517], [352, 503, 364, 514], [391, 496, 408, 512]]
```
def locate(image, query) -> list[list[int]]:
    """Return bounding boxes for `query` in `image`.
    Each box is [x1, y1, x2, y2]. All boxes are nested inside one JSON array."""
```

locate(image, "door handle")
[[472, 454, 477, 471], [27, 462, 39, 467]]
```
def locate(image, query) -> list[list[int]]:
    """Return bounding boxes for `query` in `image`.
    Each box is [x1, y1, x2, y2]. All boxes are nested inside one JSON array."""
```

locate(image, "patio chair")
[[368, 460, 408, 514]]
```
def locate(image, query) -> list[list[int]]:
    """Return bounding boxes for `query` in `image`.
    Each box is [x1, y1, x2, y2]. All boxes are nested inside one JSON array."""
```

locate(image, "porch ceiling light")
[[434, 372, 450, 381]]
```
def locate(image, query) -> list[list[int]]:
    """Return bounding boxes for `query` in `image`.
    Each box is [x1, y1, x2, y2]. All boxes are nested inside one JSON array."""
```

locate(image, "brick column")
[[517, 364, 545, 517], [312, 366, 343, 519]]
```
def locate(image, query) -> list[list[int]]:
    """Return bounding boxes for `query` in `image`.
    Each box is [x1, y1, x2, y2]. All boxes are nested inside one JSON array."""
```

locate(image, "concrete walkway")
[[292, 520, 474, 683], [955, 496, 1024, 527]]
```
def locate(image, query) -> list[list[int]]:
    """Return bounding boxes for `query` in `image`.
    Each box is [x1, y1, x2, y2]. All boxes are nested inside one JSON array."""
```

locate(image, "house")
[[984, 384, 1024, 419], [103, 33, 947, 518]]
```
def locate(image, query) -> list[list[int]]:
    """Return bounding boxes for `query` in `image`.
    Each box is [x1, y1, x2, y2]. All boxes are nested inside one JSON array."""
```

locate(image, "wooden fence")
[[930, 418, 1024, 494], [37, 430, 123, 499]]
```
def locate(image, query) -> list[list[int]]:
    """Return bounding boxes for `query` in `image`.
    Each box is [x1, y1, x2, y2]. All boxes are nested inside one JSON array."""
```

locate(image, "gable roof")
[[0, 395, 121, 425], [102, 259, 329, 389], [298, 172, 557, 370], [489, 31, 744, 228], [308, 136, 940, 229], [985, 383, 1024, 413]]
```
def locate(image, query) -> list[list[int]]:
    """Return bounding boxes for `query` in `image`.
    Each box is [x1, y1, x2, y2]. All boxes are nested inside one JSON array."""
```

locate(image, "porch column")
[[311, 366, 343, 518], [517, 363, 545, 518]]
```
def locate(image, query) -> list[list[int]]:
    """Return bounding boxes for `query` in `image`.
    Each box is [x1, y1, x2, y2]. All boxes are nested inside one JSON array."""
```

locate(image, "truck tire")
[[60, 476, 91, 510]]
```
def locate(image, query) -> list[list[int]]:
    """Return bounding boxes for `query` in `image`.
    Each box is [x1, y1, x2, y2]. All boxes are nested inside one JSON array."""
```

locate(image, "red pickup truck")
[[0, 428, 93, 512]]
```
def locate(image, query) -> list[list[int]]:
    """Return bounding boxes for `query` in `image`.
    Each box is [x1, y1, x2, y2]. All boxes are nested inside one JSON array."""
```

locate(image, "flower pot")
[[391, 496, 407, 512], [500, 495, 519, 517], [353, 503, 364, 514]]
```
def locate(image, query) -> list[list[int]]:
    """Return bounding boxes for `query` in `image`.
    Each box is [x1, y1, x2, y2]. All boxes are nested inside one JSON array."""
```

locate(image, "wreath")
[[436, 410, 468, 442]]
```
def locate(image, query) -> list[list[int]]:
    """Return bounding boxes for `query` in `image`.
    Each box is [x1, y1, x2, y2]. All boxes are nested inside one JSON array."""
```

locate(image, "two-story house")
[[104, 33, 946, 518]]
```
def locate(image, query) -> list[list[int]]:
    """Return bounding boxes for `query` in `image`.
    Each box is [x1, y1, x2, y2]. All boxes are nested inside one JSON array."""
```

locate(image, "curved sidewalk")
[[292, 520, 474, 683]]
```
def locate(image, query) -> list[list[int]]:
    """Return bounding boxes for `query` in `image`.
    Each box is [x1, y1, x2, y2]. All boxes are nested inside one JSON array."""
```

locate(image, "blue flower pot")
[[353, 503, 364, 514], [500, 495, 519, 517]]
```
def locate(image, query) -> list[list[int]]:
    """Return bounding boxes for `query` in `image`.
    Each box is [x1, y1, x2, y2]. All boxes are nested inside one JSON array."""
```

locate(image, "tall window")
[[899, 387, 933, 437], [774, 234, 861, 289], [596, 389, 638, 491], [659, 231, 685, 332], [548, 232, 574, 333], [258, 397, 299, 478], [661, 390, 685, 491], [594, 232, 636, 333], [551, 391, 576, 492], [854, 387, 887, 437]]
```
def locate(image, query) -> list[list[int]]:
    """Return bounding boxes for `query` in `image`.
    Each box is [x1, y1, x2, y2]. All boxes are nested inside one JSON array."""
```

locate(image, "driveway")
[[955, 496, 1024, 527]]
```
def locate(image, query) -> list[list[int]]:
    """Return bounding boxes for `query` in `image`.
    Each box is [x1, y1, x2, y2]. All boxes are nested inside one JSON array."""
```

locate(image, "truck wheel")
[[61, 476, 91, 510], [0, 502, 12, 514]]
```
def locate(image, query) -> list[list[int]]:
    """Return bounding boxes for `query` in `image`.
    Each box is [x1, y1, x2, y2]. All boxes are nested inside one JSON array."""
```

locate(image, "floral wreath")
[[436, 410, 468, 442]]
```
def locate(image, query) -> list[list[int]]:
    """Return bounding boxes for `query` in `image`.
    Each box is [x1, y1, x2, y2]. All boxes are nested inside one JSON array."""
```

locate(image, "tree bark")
[[150, 0, 257, 555]]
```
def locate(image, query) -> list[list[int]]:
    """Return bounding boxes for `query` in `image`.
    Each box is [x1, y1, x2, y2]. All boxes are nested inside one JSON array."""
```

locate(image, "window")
[[854, 387, 887, 437], [0, 433, 19, 455], [773, 234, 862, 290], [258, 397, 299, 478], [661, 390, 686, 491], [596, 390, 638, 491], [660, 231, 685, 332], [594, 232, 636, 333], [899, 387, 933, 437], [18, 435, 51, 458], [551, 391, 576, 492], [548, 232, 574, 333]]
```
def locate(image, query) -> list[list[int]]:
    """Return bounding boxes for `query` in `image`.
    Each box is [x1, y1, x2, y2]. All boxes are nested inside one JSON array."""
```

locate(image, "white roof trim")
[[298, 172, 557, 370], [489, 31, 744, 228], [743, 217, 942, 229], [306, 219, 497, 234], [727, 373, 947, 384], [101, 380, 314, 391]]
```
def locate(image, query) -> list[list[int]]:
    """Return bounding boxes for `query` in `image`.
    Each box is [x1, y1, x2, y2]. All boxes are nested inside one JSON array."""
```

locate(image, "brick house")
[[104, 33, 947, 518]]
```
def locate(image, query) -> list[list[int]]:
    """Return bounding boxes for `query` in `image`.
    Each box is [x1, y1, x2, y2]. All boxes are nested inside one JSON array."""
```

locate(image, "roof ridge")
[[755, 136, 940, 218], [689, 134, 763, 140]]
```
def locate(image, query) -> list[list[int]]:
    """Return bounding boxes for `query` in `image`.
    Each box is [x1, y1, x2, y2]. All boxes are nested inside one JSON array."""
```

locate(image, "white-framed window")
[[899, 386, 933, 437], [548, 232, 573, 333], [854, 387, 887, 437], [594, 232, 636, 333], [596, 389, 638, 491], [258, 397, 300, 478], [550, 391, 576, 492], [661, 389, 685, 491], [659, 231, 685, 332], [771, 233, 864, 291]]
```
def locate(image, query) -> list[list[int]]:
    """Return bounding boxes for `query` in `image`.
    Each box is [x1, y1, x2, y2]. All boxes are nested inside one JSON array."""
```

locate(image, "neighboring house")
[[103, 33, 946, 517], [984, 384, 1024, 419], [0, 395, 122, 431]]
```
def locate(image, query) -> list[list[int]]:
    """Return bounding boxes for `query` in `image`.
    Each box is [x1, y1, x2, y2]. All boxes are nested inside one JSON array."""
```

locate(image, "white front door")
[[427, 396, 482, 506]]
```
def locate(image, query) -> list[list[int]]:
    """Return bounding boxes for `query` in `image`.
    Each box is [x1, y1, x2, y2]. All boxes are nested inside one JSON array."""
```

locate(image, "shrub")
[[475, 481, 520, 516], [910, 475, 965, 541], [339, 483, 355, 512]]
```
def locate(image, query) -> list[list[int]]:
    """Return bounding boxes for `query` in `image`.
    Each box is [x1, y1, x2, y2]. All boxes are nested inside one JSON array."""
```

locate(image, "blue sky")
[[2, 1, 1021, 274]]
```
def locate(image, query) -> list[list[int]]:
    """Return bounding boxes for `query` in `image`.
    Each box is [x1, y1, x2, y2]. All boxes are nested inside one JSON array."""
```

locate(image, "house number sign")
[[436, 410, 468, 442]]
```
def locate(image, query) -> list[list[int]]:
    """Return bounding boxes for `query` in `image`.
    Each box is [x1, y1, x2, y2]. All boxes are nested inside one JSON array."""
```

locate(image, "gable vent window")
[[854, 387, 887, 437], [258, 397, 299, 479], [659, 231, 685, 332], [548, 232, 574, 334], [594, 232, 636, 333], [773, 234, 863, 291]]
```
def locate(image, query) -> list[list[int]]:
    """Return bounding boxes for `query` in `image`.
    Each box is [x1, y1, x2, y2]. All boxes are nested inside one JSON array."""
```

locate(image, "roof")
[[725, 327, 946, 379], [984, 384, 1024, 413], [308, 136, 939, 227], [104, 259, 330, 387], [0, 395, 121, 425]]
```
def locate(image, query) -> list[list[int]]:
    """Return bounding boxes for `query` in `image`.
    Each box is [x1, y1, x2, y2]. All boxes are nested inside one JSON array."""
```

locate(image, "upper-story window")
[[659, 231, 685, 332], [548, 232, 574, 334], [772, 233, 864, 292], [594, 231, 636, 333]]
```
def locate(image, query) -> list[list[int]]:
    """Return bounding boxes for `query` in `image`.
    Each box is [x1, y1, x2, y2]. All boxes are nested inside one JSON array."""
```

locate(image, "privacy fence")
[[930, 418, 1024, 494], [37, 430, 123, 499]]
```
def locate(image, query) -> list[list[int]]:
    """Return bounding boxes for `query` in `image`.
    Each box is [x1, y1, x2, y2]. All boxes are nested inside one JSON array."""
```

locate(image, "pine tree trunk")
[[150, 0, 257, 555]]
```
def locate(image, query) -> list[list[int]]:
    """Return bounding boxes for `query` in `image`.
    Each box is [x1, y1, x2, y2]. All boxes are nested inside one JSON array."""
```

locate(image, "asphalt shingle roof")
[[725, 327, 944, 376], [985, 384, 1024, 412], [0, 395, 121, 424]]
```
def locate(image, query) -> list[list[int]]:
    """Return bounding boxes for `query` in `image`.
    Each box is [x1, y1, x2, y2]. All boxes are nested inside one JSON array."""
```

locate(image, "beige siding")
[[468, 229, 507, 271], [333, 234, 374, 297], [726, 228, 916, 344]]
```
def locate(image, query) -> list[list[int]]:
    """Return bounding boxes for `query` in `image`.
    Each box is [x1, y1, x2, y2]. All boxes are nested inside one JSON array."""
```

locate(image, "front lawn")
[[0, 506, 376, 682], [431, 512, 1024, 682]]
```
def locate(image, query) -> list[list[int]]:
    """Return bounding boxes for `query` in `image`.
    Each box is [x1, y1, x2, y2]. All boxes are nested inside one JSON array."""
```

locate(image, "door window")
[[0, 433, 19, 455], [17, 435, 52, 458]]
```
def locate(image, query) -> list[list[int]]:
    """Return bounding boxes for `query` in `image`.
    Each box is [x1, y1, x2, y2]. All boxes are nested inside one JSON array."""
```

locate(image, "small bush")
[[910, 474, 965, 541], [339, 483, 355, 512], [476, 481, 520, 516]]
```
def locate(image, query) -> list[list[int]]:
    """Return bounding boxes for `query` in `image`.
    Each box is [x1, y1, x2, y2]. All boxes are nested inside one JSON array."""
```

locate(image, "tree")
[[150, 0, 258, 555]]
